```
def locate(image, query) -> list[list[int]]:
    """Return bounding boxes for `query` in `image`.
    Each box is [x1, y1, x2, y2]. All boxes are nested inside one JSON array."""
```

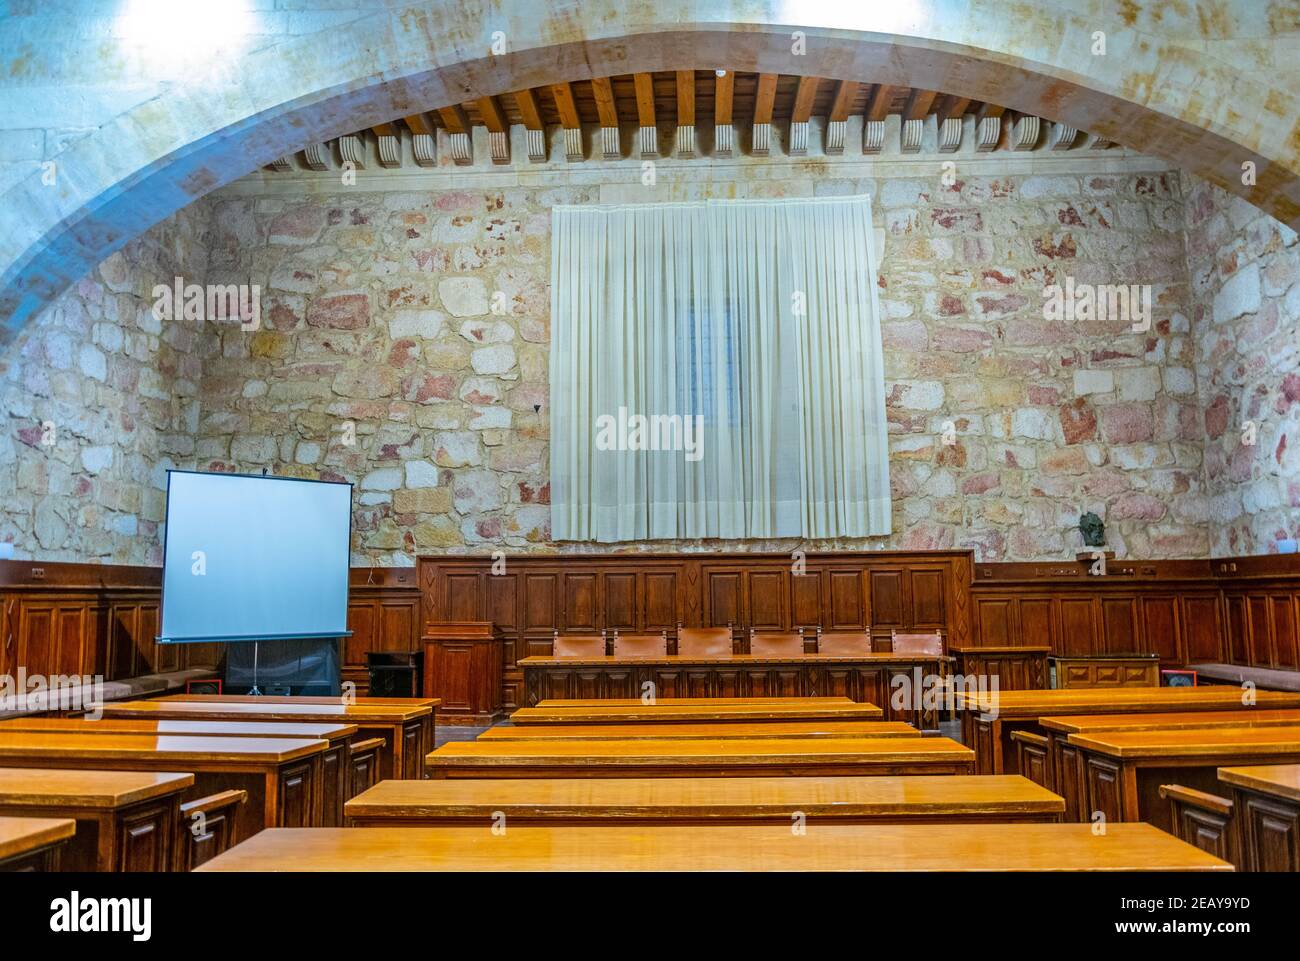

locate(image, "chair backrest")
[[891, 629, 944, 656], [817, 631, 874, 655], [613, 631, 668, 658], [749, 630, 805, 657], [676, 625, 734, 657], [552, 632, 607, 658]]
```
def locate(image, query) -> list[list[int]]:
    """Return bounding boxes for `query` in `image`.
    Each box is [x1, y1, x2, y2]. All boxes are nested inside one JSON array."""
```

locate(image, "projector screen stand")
[[247, 641, 262, 696]]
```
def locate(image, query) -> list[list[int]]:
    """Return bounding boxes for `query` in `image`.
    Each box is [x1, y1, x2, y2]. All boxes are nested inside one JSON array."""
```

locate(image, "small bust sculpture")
[[1079, 511, 1106, 547]]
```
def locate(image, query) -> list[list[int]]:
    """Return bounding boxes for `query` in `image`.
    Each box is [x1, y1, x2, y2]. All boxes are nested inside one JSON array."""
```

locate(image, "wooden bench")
[[345, 774, 1063, 825], [534, 697, 857, 707], [511, 701, 883, 725], [1066, 726, 1300, 831], [955, 687, 1300, 775], [0, 731, 329, 842], [426, 736, 975, 778], [178, 789, 248, 871], [0, 768, 193, 871], [197, 822, 1231, 872], [1159, 783, 1237, 867], [1040, 708, 1300, 821], [0, 716, 374, 826], [102, 699, 432, 780], [476, 720, 920, 741], [0, 817, 76, 872], [520, 654, 946, 729], [0, 667, 218, 720], [1218, 764, 1300, 872], [1191, 663, 1300, 692]]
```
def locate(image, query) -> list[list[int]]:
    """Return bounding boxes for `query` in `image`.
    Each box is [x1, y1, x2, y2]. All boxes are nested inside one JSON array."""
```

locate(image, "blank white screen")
[[159, 472, 352, 643]]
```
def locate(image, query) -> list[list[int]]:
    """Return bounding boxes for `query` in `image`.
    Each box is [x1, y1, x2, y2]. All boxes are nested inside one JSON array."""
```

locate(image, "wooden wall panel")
[[910, 568, 947, 628], [869, 570, 905, 627], [1273, 596, 1298, 669], [1183, 595, 1222, 663], [1058, 599, 1097, 656], [1140, 595, 1180, 662], [604, 572, 637, 630]]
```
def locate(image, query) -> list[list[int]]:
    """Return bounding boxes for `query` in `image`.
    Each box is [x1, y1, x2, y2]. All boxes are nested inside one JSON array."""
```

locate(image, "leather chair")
[[749, 629, 806, 656], [890, 628, 944, 656], [613, 630, 669, 658], [552, 630, 607, 657], [676, 624, 734, 657], [816, 628, 873, 655]]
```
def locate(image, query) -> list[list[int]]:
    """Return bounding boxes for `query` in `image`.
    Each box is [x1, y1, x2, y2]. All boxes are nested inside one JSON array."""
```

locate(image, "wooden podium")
[[422, 621, 503, 725]]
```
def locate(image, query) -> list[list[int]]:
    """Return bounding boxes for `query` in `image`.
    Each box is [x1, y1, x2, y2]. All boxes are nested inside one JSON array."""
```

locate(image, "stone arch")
[[2, 1, 1296, 341]]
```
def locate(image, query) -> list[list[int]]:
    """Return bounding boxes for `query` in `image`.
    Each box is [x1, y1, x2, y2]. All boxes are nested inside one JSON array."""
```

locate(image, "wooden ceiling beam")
[[476, 95, 511, 164], [714, 70, 735, 157], [513, 89, 546, 130], [633, 72, 657, 156], [824, 79, 858, 155], [865, 84, 896, 122], [791, 76, 819, 123], [936, 95, 971, 122], [549, 82, 583, 162], [789, 75, 819, 156], [590, 77, 620, 159], [827, 80, 858, 122], [590, 78, 619, 128], [903, 89, 939, 121], [436, 105, 472, 165], [752, 72, 778, 156], [714, 70, 734, 126], [676, 70, 696, 157], [513, 87, 548, 163]]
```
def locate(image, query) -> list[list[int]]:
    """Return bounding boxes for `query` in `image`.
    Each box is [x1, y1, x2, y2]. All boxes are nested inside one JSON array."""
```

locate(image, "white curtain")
[[550, 194, 890, 543]]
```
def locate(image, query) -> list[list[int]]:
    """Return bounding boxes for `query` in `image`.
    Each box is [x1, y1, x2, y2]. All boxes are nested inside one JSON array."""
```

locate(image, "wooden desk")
[[0, 717, 363, 827], [426, 736, 974, 779], [477, 720, 920, 741], [1067, 726, 1300, 831], [1049, 653, 1161, 689], [948, 645, 1049, 690], [345, 774, 1062, 825], [512, 702, 883, 725], [1218, 765, 1300, 871], [1039, 709, 1300, 820], [199, 822, 1230, 872], [0, 769, 193, 871], [0, 731, 327, 842], [955, 688, 1300, 776], [520, 654, 946, 730], [102, 699, 433, 780], [535, 697, 857, 707], [0, 816, 76, 872], [155, 694, 439, 772]]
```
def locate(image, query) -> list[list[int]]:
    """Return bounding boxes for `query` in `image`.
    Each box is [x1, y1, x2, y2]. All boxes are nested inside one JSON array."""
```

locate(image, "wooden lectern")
[[422, 621, 503, 725]]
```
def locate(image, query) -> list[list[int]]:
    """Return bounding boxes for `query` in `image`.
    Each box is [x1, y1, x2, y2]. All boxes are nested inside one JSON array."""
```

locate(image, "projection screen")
[[158, 470, 353, 643]]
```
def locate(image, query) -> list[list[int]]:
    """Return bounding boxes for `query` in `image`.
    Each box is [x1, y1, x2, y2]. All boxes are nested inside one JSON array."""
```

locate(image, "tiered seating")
[[199, 693, 1236, 871], [0, 694, 440, 871]]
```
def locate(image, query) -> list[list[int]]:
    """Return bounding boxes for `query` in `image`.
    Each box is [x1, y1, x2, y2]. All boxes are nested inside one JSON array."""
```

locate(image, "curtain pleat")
[[549, 194, 889, 542]]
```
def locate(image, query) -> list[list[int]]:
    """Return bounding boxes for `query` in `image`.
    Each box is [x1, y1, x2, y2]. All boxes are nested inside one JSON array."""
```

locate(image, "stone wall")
[[0, 204, 210, 563], [1187, 174, 1300, 555], [194, 158, 1209, 564]]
